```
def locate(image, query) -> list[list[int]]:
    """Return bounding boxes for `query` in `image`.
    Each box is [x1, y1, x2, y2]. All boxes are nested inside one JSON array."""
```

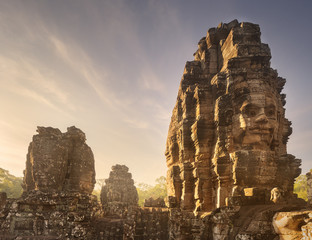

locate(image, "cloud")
[[0, 0, 190, 185], [143, 99, 171, 121], [138, 68, 165, 92], [47, 33, 124, 109], [0, 54, 76, 117], [123, 118, 149, 129]]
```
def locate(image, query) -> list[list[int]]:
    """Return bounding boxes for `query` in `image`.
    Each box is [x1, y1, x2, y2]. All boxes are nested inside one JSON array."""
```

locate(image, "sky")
[[0, 0, 311, 185]]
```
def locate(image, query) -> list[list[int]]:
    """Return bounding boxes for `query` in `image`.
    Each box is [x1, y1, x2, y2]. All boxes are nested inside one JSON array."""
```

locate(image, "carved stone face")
[[233, 93, 278, 150], [270, 187, 283, 203], [166, 135, 179, 166]]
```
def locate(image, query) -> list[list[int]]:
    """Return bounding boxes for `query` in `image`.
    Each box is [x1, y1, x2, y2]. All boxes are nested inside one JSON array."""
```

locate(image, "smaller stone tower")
[[100, 164, 138, 207]]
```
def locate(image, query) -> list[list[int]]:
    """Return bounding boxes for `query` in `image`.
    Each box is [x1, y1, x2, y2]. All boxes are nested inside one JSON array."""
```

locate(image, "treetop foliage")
[[0, 168, 23, 198], [136, 176, 166, 206], [294, 174, 308, 201]]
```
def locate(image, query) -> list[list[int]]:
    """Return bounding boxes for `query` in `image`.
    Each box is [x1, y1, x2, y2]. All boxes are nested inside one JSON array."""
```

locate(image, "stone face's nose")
[[255, 113, 269, 124]]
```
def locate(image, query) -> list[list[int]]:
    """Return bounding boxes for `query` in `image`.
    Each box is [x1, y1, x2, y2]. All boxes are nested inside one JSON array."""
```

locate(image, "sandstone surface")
[[306, 170, 312, 205]]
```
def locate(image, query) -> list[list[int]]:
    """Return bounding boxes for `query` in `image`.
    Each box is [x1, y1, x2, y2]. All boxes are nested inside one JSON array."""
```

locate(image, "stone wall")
[[0, 192, 99, 239], [95, 206, 169, 240]]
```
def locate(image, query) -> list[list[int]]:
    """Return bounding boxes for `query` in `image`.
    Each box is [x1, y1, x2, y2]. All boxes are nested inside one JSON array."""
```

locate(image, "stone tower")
[[100, 164, 138, 206], [165, 19, 301, 212], [23, 126, 96, 193], [0, 126, 98, 239]]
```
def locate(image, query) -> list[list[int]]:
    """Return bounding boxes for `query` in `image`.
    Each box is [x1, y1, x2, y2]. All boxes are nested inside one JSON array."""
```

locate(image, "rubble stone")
[[144, 197, 166, 208], [273, 211, 312, 240]]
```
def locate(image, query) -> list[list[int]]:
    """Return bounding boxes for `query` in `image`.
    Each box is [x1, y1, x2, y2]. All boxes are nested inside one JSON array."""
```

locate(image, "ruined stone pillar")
[[180, 162, 195, 210]]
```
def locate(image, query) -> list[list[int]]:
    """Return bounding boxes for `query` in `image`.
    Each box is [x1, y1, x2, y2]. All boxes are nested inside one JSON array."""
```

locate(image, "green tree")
[[294, 174, 308, 201], [0, 168, 23, 198], [136, 176, 167, 206], [92, 179, 106, 202]]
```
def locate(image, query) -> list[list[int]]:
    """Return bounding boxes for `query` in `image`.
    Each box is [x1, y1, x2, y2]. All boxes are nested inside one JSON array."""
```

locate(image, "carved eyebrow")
[[265, 104, 276, 109], [240, 103, 259, 111]]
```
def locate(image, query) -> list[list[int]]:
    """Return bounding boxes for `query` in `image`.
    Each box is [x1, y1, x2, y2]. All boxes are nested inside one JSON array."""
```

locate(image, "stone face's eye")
[[265, 106, 276, 117], [243, 104, 259, 118], [249, 110, 256, 117]]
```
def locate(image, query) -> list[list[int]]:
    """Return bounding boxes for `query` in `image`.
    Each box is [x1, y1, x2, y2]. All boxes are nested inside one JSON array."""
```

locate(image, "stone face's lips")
[[248, 127, 273, 134]]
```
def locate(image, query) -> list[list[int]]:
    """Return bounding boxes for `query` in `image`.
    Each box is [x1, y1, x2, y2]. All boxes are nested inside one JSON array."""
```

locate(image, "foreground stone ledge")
[[0, 191, 99, 239]]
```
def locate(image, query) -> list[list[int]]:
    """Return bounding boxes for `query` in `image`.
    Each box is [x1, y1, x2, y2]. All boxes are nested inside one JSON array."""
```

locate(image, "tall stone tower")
[[165, 20, 301, 212]]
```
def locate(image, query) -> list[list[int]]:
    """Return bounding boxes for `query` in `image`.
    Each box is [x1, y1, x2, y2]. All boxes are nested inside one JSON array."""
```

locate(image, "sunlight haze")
[[0, 0, 311, 185]]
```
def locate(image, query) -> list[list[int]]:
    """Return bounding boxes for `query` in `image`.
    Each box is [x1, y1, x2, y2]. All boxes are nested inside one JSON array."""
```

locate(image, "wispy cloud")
[[0, 0, 194, 184], [47, 34, 123, 109], [138, 68, 165, 92], [0, 54, 76, 117], [123, 118, 149, 129]]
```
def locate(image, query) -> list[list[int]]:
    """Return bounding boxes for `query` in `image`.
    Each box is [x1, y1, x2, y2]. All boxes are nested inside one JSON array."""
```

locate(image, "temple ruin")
[[0, 129, 168, 239], [0, 20, 311, 239], [100, 164, 138, 206], [165, 19, 311, 239], [165, 19, 301, 212], [97, 164, 168, 239], [0, 126, 99, 239]]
